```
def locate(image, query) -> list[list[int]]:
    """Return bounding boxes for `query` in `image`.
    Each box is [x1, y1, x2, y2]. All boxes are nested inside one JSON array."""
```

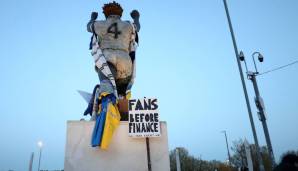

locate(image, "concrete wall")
[[64, 121, 170, 171]]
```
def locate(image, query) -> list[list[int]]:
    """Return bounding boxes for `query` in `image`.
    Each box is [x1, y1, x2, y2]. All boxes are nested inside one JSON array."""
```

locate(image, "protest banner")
[[128, 98, 161, 138]]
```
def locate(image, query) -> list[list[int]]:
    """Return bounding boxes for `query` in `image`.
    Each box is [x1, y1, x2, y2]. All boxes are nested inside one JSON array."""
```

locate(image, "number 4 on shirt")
[[107, 23, 121, 39]]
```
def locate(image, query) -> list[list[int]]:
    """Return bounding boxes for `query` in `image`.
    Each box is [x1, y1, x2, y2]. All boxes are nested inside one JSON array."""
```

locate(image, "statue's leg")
[[116, 77, 131, 96]]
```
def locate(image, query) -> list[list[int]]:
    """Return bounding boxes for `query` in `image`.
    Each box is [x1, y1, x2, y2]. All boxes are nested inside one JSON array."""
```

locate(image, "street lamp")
[[28, 152, 34, 171], [221, 131, 231, 165], [239, 51, 276, 168], [222, 1, 265, 170], [37, 141, 43, 171]]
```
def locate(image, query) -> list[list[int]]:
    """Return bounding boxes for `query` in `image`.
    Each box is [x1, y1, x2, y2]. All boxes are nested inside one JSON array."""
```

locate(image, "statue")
[[87, 1, 140, 99], [84, 1, 140, 149]]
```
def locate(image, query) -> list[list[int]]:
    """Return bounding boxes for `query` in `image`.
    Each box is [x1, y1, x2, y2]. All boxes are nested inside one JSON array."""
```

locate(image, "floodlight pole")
[[222, 1, 265, 170]]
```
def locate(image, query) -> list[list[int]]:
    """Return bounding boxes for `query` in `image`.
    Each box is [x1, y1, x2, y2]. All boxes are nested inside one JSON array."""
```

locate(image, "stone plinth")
[[64, 121, 170, 171]]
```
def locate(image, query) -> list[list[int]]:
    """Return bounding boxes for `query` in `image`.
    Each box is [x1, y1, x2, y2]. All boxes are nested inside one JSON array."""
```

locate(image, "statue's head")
[[102, 1, 123, 18]]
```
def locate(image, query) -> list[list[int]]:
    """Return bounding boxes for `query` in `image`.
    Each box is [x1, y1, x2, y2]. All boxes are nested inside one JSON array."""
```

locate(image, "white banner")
[[128, 98, 161, 138]]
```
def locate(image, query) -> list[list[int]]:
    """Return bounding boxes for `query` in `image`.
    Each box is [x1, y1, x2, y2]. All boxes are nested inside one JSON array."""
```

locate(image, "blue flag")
[[91, 97, 108, 147]]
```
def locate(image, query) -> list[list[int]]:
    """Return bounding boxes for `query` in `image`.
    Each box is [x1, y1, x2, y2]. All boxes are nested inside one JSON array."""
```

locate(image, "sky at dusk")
[[0, 0, 298, 170]]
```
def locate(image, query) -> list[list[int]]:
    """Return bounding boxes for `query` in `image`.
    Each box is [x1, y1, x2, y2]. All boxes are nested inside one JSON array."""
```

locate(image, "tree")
[[273, 150, 298, 171], [170, 147, 200, 171], [230, 139, 273, 171], [230, 139, 247, 168], [169, 147, 235, 171], [279, 150, 298, 161]]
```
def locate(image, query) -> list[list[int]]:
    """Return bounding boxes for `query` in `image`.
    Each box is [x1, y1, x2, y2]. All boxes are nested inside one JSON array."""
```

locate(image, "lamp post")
[[37, 141, 43, 171], [28, 152, 34, 171], [221, 131, 231, 165], [240, 51, 276, 168], [222, 1, 265, 170], [175, 147, 181, 171]]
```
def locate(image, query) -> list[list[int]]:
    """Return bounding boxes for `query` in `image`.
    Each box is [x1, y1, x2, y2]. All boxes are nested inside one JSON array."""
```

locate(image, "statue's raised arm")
[[130, 10, 140, 32], [87, 12, 98, 33]]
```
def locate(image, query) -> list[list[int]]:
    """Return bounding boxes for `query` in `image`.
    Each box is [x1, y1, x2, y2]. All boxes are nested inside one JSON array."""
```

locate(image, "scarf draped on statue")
[[89, 27, 121, 149]]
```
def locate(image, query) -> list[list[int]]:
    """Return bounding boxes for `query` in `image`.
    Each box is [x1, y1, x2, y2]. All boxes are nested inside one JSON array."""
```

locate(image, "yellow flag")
[[100, 102, 121, 149]]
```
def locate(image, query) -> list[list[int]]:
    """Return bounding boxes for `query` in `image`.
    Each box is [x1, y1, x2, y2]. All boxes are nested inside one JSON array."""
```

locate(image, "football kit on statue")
[[85, 1, 140, 149]]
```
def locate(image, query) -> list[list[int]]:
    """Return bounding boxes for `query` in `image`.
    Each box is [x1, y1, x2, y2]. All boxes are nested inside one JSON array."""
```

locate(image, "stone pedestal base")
[[64, 121, 170, 171]]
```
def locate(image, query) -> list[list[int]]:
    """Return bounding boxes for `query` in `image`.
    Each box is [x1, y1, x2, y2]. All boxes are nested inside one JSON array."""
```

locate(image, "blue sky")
[[1, 0, 298, 170]]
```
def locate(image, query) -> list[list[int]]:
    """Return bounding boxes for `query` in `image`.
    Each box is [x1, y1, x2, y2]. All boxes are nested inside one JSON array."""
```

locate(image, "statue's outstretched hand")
[[90, 12, 98, 21], [130, 10, 140, 20]]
